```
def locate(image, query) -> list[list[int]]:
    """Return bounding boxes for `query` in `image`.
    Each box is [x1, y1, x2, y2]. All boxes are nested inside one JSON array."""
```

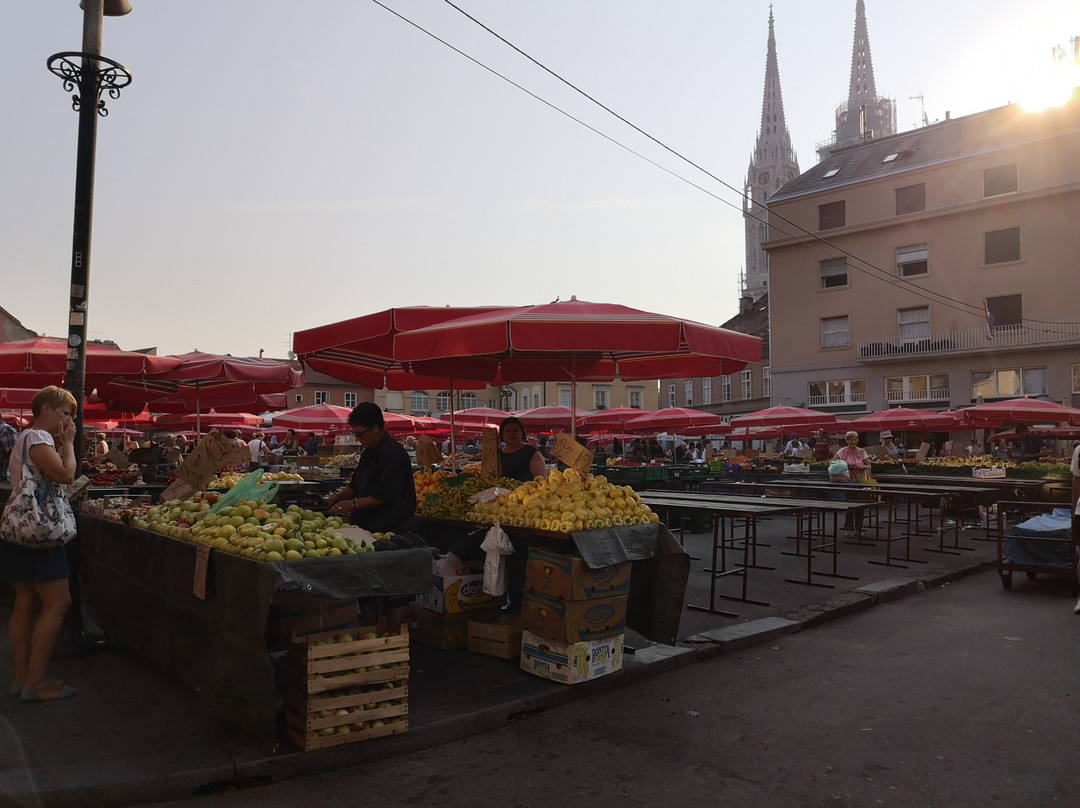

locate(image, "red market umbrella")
[[624, 407, 731, 436], [514, 405, 592, 431], [440, 407, 513, 425], [395, 298, 761, 437], [961, 397, 1080, 426], [729, 406, 839, 431], [987, 426, 1080, 441], [576, 407, 649, 431], [272, 403, 354, 430], [851, 407, 960, 432], [155, 410, 264, 430], [0, 336, 178, 388]]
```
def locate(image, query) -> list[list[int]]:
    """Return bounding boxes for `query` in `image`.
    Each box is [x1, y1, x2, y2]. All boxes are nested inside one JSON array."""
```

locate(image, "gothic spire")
[[847, 0, 878, 113]]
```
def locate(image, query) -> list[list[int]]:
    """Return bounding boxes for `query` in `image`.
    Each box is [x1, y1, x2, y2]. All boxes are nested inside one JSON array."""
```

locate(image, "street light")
[[47, 0, 132, 451]]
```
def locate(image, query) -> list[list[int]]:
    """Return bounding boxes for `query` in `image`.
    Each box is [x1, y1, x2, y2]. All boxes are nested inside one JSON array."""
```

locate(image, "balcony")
[[807, 392, 868, 408], [885, 388, 950, 404], [857, 320, 1080, 361]]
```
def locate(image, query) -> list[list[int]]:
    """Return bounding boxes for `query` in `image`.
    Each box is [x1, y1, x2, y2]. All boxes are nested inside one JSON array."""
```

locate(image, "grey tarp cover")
[[78, 514, 431, 737]]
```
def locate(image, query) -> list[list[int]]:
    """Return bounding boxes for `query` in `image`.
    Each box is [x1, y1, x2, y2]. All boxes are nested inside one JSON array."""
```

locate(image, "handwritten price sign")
[[160, 429, 249, 501]]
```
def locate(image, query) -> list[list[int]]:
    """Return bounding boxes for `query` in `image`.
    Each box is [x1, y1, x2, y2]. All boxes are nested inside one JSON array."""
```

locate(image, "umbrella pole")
[[449, 380, 456, 472], [195, 381, 201, 437], [570, 354, 577, 441]]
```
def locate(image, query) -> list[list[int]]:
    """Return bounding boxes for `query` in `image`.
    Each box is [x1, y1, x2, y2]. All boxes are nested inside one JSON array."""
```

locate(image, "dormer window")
[[823, 167, 841, 178]]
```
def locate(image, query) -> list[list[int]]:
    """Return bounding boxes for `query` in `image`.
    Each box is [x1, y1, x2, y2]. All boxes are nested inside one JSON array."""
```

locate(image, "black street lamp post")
[[46, 0, 132, 451]]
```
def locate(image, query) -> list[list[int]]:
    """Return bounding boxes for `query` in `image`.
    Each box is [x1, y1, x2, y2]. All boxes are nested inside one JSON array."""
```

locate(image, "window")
[[410, 391, 429, 412], [820, 258, 848, 289], [895, 183, 926, 215], [897, 245, 928, 277], [985, 227, 1021, 264], [667, 384, 676, 408], [384, 391, 403, 411], [436, 392, 451, 412], [986, 294, 1022, 328], [702, 378, 712, 405], [823, 167, 841, 178], [808, 379, 866, 406], [559, 388, 572, 407], [741, 369, 752, 400], [821, 316, 850, 348], [461, 392, 477, 408], [684, 380, 693, 407], [983, 164, 1018, 197], [295, 394, 303, 403], [629, 390, 642, 409], [898, 307, 930, 341], [762, 367, 771, 400], [313, 391, 328, 405], [882, 152, 899, 163], [594, 388, 609, 410], [1073, 364, 1080, 394], [344, 392, 357, 408], [488, 399, 497, 408], [818, 200, 845, 230], [885, 374, 949, 402], [721, 375, 732, 403], [972, 367, 1047, 399]]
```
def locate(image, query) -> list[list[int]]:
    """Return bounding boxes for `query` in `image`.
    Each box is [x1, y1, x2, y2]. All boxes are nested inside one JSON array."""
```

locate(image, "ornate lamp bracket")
[[47, 51, 132, 116]]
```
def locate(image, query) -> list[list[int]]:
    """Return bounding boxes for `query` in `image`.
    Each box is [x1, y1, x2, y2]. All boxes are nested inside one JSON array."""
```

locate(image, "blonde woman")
[[0, 386, 79, 701]]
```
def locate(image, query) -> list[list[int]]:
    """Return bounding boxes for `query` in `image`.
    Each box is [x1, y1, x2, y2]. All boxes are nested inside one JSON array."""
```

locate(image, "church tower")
[[742, 6, 800, 301], [817, 0, 896, 161]]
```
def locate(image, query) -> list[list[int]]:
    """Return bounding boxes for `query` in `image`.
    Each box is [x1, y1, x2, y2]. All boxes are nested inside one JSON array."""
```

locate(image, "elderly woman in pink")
[[835, 430, 871, 537]]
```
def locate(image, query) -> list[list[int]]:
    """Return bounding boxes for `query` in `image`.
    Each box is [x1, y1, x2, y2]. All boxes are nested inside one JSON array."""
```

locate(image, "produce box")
[[644, 465, 670, 481], [467, 618, 524, 660], [524, 548, 631, 601], [266, 588, 359, 650], [414, 568, 493, 614], [520, 629, 624, 685], [521, 589, 627, 644], [286, 625, 409, 695], [410, 603, 501, 650], [972, 467, 1007, 478]]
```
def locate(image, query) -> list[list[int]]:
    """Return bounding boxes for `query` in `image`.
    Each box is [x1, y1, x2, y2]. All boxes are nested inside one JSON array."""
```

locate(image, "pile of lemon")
[[467, 468, 658, 532]]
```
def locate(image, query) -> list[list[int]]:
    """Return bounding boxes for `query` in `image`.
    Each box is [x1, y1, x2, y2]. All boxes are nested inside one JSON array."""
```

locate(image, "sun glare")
[[1019, 48, 1080, 112]]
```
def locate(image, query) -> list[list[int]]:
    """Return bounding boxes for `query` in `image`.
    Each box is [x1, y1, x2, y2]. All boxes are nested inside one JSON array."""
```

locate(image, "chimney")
[[739, 294, 754, 316]]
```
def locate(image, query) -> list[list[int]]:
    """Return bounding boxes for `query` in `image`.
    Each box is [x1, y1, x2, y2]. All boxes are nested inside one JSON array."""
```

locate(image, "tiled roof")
[[721, 294, 770, 358], [770, 89, 1080, 202]]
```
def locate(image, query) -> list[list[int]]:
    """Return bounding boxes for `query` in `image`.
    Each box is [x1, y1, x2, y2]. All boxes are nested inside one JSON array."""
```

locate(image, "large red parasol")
[[514, 405, 592, 431], [961, 397, 1080, 425], [729, 405, 838, 431], [272, 403, 354, 430], [0, 336, 178, 389], [155, 410, 264, 430], [850, 407, 962, 432], [624, 407, 731, 436], [576, 407, 649, 432]]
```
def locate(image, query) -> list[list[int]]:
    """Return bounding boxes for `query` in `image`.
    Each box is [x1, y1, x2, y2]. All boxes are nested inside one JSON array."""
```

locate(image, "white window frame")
[[898, 306, 931, 342], [313, 391, 329, 405], [559, 388, 572, 407], [740, 369, 752, 400], [702, 378, 712, 405], [1072, 364, 1080, 395], [684, 380, 694, 407], [819, 258, 848, 289], [436, 392, 451, 412], [897, 245, 928, 278], [721, 375, 732, 403], [344, 392, 357, 409], [972, 367, 1047, 399], [762, 367, 771, 400], [410, 391, 429, 412], [594, 388, 609, 410], [667, 384, 676, 408], [461, 392, 478, 408], [821, 316, 849, 348]]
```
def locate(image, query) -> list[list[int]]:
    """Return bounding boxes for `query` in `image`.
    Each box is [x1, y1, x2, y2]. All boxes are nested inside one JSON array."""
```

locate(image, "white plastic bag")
[[479, 523, 515, 596], [432, 551, 466, 576], [468, 486, 511, 505]]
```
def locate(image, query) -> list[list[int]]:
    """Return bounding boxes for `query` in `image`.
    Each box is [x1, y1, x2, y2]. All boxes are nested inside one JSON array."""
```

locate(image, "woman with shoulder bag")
[[0, 386, 80, 701], [835, 430, 872, 538]]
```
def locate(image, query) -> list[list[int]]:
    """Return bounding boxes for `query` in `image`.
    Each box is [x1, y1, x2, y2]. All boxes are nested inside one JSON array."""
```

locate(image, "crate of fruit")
[[287, 625, 409, 695], [285, 679, 409, 751]]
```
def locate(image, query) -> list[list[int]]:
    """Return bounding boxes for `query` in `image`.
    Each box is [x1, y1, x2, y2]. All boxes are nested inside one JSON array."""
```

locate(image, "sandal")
[[20, 681, 78, 701]]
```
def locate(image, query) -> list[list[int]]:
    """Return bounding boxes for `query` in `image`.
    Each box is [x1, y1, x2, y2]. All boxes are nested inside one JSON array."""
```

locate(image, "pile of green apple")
[[130, 491, 377, 561]]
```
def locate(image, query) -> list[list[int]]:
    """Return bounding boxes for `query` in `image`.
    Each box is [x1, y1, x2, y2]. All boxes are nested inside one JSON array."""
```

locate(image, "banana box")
[[520, 629, 624, 685], [414, 572, 493, 614], [409, 603, 500, 649], [520, 589, 627, 644], [524, 548, 631, 601]]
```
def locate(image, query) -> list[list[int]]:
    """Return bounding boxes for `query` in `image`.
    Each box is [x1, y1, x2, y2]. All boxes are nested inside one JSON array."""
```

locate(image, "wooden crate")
[[288, 625, 409, 695], [467, 618, 523, 660], [285, 680, 409, 752]]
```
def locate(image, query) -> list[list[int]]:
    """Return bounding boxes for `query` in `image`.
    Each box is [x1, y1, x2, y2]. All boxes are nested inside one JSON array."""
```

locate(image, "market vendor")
[[498, 416, 547, 482], [1011, 424, 1047, 462], [326, 403, 417, 534]]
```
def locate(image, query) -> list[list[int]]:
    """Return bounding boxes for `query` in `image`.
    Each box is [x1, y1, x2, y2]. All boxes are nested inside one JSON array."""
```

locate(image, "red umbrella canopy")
[[988, 425, 1080, 441], [625, 407, 731, 435], [155, 410, 264, 429], [394, 297, 762, 384], [293, 307, 501, 390], [514, 405, 592, 430], [0, 336, 177, 388], [729, 405, 839, 431], [576, 407, 649, 431], [272, 403, 354, 430], [439, 407, 513, 426], [961, 397, 1080, 426], [850, 407, 960, 432]]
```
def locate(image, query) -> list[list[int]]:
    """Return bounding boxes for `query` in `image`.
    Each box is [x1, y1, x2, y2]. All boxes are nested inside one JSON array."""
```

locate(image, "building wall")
[[766, 102, 1080, 414]]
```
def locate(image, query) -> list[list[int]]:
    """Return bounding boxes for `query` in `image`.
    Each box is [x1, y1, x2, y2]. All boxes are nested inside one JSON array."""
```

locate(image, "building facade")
[[765, 91, 1080, 415]]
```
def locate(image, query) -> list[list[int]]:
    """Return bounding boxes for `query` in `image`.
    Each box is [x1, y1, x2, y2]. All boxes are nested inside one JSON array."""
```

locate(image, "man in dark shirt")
[[326, 403, 416, 534], [1012, 424, 1046, 462], [303, 432, 320, 456]]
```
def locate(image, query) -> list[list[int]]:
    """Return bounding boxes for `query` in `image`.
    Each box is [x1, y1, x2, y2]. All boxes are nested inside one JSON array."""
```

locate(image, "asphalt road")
[[145, 569, 1080, 808]]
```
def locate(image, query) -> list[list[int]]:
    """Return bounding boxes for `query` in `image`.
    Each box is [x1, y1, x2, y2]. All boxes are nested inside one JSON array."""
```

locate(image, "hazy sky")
[[2, 1, 1077, 360]]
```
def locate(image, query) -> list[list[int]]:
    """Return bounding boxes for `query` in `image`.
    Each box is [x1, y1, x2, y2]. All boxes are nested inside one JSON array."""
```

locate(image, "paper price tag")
[[415, 435, 442, 467], [162, 429, 246, 501], [193, 543, 211, 600], [553, 433, 594, 474], [481, 427, 500, 475], [104, 447, 133, 469]]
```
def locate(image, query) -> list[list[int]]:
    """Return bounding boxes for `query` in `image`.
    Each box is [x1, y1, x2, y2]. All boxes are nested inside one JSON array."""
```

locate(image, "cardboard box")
[[520, 629, 624, 685], [414, 570, 493, 614], [973, 467, 1007, 478], [524, 548, 631, 601], [467, 618, 523, 660], [409, 603, 501, 650], [267, 589, 359, 649], [520, 589, 627, 644]]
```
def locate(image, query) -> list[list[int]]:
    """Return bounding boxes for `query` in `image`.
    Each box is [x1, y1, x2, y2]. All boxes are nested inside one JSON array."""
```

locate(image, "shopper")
[[0, 418, 17, 482], [0, 386, 79, 701], [247, 431, 270, 470], [303, 432, 320, 456], [835, 430, 872, 538]]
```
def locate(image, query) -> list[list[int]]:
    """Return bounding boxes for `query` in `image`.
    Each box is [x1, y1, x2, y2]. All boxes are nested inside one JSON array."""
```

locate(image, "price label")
[[481, 427, 500, 475], [192, 543, 211, 600], [104, 447, 133, 469], [164, 429, 247, 500], [415, 435, 442, 467], [553, 433, 594, 474]]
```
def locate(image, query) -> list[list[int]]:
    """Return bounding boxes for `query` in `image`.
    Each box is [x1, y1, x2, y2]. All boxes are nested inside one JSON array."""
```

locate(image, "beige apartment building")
[[763, 91, 1080, 416]]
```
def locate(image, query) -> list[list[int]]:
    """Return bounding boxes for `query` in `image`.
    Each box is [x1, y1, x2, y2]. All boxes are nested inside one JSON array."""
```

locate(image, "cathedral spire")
[[742, 6, 800, 302], [819, 0, 896, 160]]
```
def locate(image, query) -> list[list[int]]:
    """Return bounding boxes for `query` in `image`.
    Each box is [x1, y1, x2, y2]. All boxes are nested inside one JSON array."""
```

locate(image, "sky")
[[2, 0, 1077, 361]]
